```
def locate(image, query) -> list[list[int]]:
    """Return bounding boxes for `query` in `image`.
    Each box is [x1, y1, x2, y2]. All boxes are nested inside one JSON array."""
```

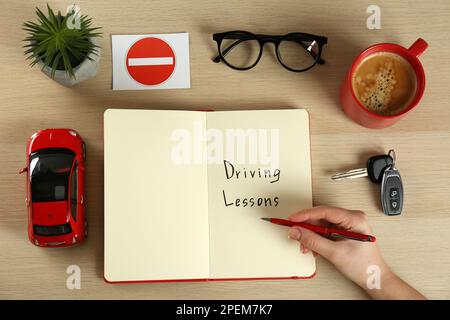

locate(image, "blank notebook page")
[[104, 109, 209, 282]]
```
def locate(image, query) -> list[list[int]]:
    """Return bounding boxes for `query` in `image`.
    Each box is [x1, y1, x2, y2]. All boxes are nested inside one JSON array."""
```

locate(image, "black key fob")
[[367, 155, 393, 183], [380, 166, 403, 215]]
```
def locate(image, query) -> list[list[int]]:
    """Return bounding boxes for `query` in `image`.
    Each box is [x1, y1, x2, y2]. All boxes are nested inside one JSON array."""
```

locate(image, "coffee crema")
[[351, 52, 417, 116]]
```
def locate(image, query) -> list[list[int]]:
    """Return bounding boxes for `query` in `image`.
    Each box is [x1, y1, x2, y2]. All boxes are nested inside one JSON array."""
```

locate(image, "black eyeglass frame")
[[212, 30, 328, 72]]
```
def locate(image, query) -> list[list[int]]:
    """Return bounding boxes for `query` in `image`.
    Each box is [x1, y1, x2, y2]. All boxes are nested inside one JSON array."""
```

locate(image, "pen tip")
[[261, 217, 271, 222]]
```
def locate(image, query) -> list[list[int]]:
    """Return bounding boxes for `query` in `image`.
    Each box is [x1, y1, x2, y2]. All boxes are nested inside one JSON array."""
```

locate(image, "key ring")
[[388, 149, 396, 166]]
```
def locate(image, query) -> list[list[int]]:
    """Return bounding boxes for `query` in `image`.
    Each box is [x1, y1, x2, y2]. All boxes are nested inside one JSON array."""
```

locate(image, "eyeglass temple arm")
[[296, 40, 325, 64], [213, 38, 325, 64]]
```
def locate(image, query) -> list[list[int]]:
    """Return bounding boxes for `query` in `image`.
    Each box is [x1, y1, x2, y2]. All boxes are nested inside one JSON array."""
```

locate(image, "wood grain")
[[0, 0, 449, 299]]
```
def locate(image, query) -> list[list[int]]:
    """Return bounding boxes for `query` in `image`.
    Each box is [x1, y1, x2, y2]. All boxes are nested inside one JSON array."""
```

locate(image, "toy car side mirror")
[[19, 167, 28, 174]]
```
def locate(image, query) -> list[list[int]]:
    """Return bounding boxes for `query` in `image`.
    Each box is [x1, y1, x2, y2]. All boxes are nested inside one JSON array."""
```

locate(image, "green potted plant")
[[23, 4, 101, 86]]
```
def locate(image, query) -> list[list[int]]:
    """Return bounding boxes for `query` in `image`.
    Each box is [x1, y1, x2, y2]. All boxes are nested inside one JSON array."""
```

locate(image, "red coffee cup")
[[340, 38, 428, 129]]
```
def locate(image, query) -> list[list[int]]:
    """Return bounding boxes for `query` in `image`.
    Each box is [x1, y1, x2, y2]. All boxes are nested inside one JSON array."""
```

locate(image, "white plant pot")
[[38, 38, 101, 87]]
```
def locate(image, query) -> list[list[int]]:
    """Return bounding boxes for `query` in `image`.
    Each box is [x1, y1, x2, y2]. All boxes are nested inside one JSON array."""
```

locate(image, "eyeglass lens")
[[277, 35, 319, 70], [219, 33, 260, 69]]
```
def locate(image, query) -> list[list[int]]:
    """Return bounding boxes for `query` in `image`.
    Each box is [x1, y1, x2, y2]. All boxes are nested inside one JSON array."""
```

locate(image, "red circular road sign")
[[126, 37, 176, 85]]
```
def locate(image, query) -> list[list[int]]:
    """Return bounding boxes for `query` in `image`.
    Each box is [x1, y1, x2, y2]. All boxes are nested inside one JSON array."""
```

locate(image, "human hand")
[[287, 206, 426, 299], [287, 206, 387, 289]]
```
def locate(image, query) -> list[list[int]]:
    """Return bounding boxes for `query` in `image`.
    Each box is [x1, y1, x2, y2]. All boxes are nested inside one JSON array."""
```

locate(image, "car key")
[[331, 153, 393, 183], [380, 152, 404, 215]]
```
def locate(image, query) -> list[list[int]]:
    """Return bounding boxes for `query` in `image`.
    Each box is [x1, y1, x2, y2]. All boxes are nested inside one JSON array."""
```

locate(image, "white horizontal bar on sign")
[[128, 57, 174, 66]]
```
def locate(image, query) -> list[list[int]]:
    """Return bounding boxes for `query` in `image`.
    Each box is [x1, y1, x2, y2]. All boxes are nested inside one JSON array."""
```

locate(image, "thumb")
[[289, 227, 338, 261]]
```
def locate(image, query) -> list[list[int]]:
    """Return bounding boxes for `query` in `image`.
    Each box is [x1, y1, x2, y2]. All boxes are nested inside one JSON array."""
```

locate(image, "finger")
[[302, 244, 310, 254], [289, 206, 352, 223], [288, 227, 302, 241], [294, 217, 335, 228], [297, 227, 338, 261], [290, 228, 322, 256], [300, 243, 310, 254], [289, 205, 363, 230]]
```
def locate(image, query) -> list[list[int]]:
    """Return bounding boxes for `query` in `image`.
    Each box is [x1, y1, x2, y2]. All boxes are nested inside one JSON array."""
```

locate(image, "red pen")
[[261, 217, 376, 242]]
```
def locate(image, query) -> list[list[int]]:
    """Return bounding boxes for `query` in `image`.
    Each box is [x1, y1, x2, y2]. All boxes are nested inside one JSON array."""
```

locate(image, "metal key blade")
[[331, 168, 368, 181]]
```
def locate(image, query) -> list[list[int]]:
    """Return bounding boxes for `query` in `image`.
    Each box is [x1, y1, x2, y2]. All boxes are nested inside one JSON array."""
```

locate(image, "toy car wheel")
[[82, 142, 86, 160]]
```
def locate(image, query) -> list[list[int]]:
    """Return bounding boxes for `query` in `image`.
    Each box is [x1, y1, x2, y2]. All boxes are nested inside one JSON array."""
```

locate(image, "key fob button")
[[390, 199, 399, 210], [390, 188, 399, 199]]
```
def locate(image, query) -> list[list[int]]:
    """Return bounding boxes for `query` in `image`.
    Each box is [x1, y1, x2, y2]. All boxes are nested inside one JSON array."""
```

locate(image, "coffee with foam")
[[352, 52, 417, 115]]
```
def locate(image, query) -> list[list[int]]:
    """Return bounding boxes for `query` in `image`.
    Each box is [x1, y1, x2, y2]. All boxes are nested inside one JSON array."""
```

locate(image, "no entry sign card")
[[112, 33, 190, 90]]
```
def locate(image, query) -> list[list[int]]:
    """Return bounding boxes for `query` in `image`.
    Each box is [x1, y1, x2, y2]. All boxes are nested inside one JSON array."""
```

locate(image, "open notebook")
[[104, 108, 314, 283]]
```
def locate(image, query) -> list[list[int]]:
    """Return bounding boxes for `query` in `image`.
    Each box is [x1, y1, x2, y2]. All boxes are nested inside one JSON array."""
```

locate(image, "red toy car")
[[19, 129, 87, 247]]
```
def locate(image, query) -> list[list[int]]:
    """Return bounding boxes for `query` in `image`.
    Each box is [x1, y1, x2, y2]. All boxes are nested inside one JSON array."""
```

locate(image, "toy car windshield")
[[29, 148, 75, 203]]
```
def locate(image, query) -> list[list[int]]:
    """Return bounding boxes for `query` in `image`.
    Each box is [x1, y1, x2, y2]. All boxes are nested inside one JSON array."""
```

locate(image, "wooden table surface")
[[1, 0, 449, 299]]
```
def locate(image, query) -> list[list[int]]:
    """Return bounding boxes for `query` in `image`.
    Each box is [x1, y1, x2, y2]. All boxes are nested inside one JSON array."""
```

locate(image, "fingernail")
[[288, 228, 301, 240]]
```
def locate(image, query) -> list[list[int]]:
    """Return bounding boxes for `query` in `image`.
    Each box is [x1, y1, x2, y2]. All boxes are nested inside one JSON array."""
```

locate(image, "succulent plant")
[[23, 4, 101, 78]]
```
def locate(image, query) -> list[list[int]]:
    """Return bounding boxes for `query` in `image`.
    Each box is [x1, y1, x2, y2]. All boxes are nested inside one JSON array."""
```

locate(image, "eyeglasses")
[[213, 31, 327, 72]]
